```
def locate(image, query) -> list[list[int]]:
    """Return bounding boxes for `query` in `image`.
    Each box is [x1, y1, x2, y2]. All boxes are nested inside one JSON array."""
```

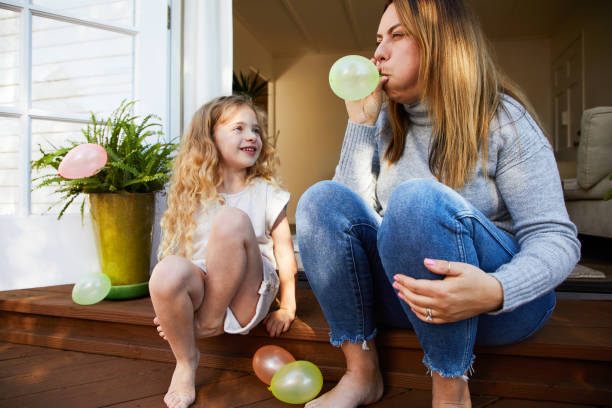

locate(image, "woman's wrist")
[[486, 275, 504, 312], [348, 115, 377, 126]]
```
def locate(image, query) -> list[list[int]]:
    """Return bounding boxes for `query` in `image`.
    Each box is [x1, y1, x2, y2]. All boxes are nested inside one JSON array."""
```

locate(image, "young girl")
[[150, 95, 297, 408]]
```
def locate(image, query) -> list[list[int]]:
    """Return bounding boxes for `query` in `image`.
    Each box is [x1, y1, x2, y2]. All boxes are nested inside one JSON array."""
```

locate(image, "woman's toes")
[[153, 316, 160, 325]]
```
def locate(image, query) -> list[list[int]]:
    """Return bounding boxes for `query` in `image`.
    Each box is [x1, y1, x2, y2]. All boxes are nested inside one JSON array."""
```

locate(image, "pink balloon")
[[59, 143, 107, 179]]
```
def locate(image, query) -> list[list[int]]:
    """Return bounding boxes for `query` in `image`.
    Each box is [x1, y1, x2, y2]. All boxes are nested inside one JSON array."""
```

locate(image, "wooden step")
[[0, 285, 610, 405]]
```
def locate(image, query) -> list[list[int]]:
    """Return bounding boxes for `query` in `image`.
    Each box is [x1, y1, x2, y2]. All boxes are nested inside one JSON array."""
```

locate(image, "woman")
[[296, 0, 580, 407]]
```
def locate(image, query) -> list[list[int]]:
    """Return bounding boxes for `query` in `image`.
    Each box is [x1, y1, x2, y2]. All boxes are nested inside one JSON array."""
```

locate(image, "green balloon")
[[72, 272, 111, 305], [269, 360, 323, 404], [329, 55, 380, 101]]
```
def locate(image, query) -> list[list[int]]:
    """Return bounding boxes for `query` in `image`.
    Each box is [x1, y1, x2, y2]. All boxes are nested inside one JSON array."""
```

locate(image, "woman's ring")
[[426, 308, 433, 321]]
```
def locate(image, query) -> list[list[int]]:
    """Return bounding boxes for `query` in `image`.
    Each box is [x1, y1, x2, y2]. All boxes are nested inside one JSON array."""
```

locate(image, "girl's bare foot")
[[432, 372, 471, 408], [154, 315, 223, 340], [304, 366, 383, 408], [153, 316, 168, 341], [164, 349, 200, 408]]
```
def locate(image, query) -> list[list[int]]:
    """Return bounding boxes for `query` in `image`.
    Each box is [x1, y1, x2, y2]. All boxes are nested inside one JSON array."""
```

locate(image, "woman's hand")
[[263, 307, 295, 337], [345, 59, 388, 126], [392, 258, 504, 324]]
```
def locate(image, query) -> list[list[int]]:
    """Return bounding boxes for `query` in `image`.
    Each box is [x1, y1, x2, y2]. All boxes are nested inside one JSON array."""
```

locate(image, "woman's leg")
[[195, 207, 263, 335], [149, 255, 205, 408], [377, 179, 555, 406], [297, 181, 407, 408]]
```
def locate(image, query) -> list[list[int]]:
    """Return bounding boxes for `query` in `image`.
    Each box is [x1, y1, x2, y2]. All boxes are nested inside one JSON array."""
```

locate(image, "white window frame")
[[0, 0, 171, 216], [0, 0, 173, 291]]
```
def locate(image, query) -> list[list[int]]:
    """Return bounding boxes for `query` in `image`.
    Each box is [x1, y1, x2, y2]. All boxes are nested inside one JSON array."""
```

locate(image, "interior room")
[[0, 1, 610, 406], [233, 0, 612, 291]]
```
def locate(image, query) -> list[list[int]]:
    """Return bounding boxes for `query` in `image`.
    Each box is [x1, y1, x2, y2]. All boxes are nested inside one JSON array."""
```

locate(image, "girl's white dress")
[[190, 178, 290, 334]]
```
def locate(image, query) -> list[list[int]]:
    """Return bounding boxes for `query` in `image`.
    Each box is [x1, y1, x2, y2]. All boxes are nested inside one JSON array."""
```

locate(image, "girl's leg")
[[297, 181, 406, 408], [378, 179, 555, 407], [149, 255, 205, 408], [195, 206, 263, 336]]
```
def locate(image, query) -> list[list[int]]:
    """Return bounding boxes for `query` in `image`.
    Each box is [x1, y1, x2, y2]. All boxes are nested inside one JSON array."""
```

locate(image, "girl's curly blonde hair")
[[158, 94, 279, 260]]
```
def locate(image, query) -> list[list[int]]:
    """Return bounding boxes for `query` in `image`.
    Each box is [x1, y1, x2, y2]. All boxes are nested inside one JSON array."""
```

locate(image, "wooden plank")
[[485, 399, 597, 407], [0, 348, 108, 379], [0, 354, 171, 399], [367, 389, 498, 408], [0, 354, 245, 408], [108, 374, 271, 408], [0, 342, 59, 361], [1, 287, 611, 361]]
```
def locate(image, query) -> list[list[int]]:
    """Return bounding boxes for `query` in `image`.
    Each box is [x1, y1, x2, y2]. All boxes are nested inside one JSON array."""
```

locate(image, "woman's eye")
[[233, 126, 242, 132], [392, 33, 404, 38]]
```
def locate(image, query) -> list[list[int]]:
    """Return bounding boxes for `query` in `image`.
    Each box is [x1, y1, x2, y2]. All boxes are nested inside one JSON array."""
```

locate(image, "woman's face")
[[375, 3, 422, 104]]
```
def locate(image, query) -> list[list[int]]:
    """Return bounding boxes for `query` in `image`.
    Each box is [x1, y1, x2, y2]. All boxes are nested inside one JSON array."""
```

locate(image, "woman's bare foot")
[[432, 372, 471, 408], [164, 349, 200, 408], [305, 366, 383, 408]]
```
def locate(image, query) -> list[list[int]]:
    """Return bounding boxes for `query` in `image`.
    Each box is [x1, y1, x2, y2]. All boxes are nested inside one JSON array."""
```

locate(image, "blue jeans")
[[296, 179, 556, 377]]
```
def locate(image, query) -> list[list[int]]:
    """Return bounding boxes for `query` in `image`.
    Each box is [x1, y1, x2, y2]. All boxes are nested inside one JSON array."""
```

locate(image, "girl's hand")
[[263, 308, 295, 337], [392, 258, 504, 324], [345, 59, 388, 126]]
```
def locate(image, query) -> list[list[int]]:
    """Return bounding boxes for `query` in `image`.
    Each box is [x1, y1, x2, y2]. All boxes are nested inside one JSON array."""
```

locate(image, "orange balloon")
[[252, 345, 296, 385]]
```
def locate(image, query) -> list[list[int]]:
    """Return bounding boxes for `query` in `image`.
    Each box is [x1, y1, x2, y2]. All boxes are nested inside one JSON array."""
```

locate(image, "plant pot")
[[89, 193, 155, 299]]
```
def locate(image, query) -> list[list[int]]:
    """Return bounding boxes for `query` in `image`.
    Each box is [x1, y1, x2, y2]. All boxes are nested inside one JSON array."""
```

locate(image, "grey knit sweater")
[[333, 95, 580, 312]]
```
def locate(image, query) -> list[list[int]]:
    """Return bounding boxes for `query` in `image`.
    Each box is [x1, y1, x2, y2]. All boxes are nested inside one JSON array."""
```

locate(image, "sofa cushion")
[[577, 107, 612, 189], [564, 176, 612, 200]]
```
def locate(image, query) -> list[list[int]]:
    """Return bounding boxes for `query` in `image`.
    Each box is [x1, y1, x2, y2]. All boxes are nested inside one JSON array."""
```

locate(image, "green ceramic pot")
[[89, 193, 155, 297]]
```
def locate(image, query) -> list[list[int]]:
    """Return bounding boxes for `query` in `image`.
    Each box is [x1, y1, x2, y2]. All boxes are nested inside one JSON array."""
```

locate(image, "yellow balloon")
[[269, 360, 323, 404]]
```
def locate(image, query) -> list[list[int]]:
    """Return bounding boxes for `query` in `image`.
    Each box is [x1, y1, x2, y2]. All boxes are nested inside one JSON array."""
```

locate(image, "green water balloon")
[[269, 360, 323, 404], [329, 55, 380, 101], [72, 272, 111, 305]]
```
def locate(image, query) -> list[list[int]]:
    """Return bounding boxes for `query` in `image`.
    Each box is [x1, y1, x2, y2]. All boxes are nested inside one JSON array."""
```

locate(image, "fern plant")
[[31, 100, 177, 219], [232, 70, 267, 100]]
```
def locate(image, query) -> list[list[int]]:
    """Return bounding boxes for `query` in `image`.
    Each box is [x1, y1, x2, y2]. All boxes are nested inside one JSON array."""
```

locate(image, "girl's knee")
[[210, 207, 253, 242], [150, 255, 194, 298]]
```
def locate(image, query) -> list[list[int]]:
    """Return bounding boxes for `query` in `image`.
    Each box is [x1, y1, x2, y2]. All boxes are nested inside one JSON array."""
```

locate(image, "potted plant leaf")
[[31, 100, 177, 299]]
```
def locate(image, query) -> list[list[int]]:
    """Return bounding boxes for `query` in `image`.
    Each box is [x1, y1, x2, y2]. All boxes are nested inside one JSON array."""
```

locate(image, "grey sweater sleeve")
[[489, 107, 581, 312], [332, 120, 380, 211]]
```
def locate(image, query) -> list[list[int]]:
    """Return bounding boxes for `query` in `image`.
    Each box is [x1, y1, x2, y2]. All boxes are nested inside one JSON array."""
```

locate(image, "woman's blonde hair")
[[385, 0, 541, 189], [158, 94, 278, 259]]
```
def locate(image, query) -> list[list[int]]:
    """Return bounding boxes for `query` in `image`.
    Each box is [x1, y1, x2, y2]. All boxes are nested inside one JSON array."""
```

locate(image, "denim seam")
[[454, 210, 517, 257], [346, 222, 379, 343], [454, 217, 477, 375], [454, 218, 467, 263], [347, 231, 365, 338]]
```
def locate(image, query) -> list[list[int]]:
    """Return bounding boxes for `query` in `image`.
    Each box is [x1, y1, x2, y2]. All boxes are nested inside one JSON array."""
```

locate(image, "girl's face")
[[213, 105, 263, 173], [374, 3, 422, 104]]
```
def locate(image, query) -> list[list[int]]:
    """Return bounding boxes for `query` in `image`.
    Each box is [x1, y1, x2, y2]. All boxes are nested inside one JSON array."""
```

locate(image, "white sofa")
[[562, 107, 612, 238]]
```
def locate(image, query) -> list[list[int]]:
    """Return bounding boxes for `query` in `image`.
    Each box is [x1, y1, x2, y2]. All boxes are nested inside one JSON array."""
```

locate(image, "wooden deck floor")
[[0, 342, 601, 408]]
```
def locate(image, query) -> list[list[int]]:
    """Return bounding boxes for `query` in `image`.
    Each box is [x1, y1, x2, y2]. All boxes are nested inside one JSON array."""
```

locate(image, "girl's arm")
[[265, 208, 297, 336]]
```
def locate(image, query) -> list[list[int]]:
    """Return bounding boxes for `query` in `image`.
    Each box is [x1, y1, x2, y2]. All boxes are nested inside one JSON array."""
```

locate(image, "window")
[[0, 0, 169, 291], [0, 0, 168, 216]]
